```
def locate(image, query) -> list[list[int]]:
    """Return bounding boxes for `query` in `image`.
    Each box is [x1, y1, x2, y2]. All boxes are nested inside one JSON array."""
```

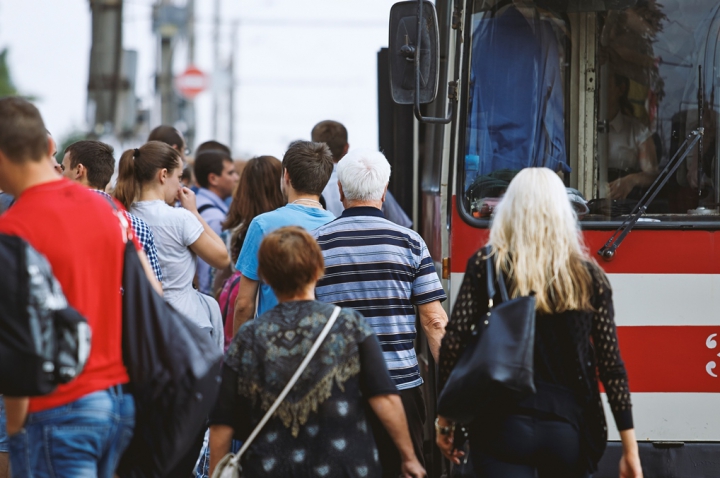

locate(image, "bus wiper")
[[598, 127, 705, 261]]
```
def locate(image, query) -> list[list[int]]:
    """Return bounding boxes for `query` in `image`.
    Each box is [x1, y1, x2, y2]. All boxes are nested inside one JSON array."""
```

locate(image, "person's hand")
[[400, 457, 426, 478], [619, 451, 643, 478], [608, 176, 634, 200], [435, 416, 464, 465], [178, 186, 198, 213]]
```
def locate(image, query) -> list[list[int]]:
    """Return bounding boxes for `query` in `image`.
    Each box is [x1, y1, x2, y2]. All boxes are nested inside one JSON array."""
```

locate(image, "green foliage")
[[57, 131, 90, 163], [0, 48, 18, 97]]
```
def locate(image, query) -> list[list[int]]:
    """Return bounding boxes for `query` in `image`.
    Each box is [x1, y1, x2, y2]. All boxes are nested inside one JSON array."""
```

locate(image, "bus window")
[[592, 1, 720, 220], [462, 2, 571, 218]]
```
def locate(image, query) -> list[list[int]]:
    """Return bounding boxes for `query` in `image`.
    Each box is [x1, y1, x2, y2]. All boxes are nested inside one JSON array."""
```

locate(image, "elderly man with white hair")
[[312, 148, 448, 477]]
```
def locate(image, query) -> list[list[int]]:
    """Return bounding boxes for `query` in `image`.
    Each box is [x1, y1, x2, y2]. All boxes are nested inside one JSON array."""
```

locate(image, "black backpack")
[[109, 209, 223, 478], [0, 234, 91, 396]]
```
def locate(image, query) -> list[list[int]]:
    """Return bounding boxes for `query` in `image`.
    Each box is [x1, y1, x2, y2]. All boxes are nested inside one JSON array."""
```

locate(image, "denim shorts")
[[0, 397, 8, 453], [8, 386, 134, 478]]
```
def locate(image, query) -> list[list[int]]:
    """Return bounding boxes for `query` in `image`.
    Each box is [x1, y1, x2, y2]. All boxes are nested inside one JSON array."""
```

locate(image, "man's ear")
[[338, 181, 345, 202], [283, 169, 291, 186], [208, 173, 220, 188], [381, 184, 388, 203], [342, 143, 350, 157], [75, 163, 87, 181]]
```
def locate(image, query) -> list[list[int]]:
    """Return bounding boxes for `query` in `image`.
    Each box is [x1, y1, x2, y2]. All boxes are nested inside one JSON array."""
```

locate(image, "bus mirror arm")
[[413, 0, 456, 125], [598, 128, 705, 261]]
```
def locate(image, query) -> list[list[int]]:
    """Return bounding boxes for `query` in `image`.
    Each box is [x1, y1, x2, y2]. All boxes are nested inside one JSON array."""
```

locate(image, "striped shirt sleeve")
[[410, 242, 446, 305]]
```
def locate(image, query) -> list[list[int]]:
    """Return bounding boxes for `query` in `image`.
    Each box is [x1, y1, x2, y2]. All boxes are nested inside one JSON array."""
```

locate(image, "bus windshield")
[[461, 0, 720, 223]]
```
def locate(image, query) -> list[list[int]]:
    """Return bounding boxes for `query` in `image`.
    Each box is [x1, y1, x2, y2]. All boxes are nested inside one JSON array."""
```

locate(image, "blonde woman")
[[435, 168, 642, 478]]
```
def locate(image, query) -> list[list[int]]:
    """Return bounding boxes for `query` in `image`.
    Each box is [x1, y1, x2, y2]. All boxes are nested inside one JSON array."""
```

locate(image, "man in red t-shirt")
[[0, 97, 154, 477]]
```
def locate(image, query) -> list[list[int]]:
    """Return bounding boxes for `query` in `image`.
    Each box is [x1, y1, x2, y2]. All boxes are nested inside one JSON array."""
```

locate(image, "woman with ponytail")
[[114, 141, 230, 350]]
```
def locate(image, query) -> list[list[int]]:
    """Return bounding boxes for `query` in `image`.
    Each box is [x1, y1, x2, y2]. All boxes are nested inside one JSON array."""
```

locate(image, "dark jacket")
[[438, 251, 632, 472]]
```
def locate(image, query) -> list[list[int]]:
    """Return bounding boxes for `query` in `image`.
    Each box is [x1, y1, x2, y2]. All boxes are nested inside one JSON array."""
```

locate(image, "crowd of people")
[[0, 95, 642, 478]]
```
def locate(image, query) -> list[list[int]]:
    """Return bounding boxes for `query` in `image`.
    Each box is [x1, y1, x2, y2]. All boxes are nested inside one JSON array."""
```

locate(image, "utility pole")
[[185, 0, 196, 149], [158, 0, 174, 125], [228, 20, 238, 154], [87, 0, 124, 137], [212, 0, 221, 139], [154, 0, 185, 126]]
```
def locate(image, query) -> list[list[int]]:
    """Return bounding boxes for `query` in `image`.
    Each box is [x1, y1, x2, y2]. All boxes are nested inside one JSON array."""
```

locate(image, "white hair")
[[489, 168, 594, 313], [336, 149, 391, 202]]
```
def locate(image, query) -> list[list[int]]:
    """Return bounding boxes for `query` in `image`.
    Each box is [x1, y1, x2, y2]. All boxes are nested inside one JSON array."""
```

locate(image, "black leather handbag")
[[437, 246, 536, 424], [98, 198, 223, 478]]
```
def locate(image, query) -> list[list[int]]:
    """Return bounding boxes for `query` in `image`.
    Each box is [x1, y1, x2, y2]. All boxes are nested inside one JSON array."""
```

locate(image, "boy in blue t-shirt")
[[233, 140, 335, 333]]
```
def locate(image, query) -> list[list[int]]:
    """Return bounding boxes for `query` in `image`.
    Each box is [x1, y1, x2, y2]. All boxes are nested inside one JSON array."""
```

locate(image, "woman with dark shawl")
[[208, 226, 426, 478]]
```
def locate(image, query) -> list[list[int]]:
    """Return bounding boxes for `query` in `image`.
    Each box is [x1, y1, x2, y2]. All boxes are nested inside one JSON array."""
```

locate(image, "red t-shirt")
[[0, 179, 132, 412]]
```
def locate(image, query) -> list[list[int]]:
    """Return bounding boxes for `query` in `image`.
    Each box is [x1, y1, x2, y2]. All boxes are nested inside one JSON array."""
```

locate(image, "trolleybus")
[[379, 0, 720, 476]]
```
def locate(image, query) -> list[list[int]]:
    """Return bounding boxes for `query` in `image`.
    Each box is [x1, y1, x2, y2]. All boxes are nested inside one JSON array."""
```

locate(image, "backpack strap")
[[197, 204, 218, 215], [222, 274, 243, 320]]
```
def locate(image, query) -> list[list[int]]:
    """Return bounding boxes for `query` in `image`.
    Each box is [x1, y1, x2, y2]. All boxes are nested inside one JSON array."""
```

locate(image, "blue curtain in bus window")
[[466, 6, 568, 188]]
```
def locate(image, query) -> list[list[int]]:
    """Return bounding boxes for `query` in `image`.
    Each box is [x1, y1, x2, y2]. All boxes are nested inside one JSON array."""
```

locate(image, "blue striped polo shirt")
[[312, 206, 447, 390]]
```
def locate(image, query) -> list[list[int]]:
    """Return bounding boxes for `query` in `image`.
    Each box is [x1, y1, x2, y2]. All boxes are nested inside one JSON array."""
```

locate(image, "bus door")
[[452, 1, 720, 476]]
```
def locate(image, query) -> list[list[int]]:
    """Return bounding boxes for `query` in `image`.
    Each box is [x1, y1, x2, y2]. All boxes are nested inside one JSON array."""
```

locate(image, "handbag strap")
[[229, 305, 342, 466], [483, 246, 509, 306]]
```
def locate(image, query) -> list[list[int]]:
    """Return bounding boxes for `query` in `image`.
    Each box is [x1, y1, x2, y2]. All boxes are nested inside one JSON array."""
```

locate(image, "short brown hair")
[[194, 150, 231, 189], [65, 140, 115, 189], [258, 226, 324, 298], [311, 120, 348, 161], [148, 125, 185, 151], [0, 97, 48, 163], [282, 141, 334, 196], [195, 140, 231, 157]]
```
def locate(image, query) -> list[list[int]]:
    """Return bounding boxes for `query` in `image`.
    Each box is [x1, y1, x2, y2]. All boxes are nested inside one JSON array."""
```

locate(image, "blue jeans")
[[8, 386, 135, 478], [0, 397, 8, 453], [195, 438, 242, 478]]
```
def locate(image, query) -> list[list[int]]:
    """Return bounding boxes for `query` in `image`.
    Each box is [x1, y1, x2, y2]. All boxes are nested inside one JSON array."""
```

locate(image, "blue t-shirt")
[[236, 204, 335, 314]]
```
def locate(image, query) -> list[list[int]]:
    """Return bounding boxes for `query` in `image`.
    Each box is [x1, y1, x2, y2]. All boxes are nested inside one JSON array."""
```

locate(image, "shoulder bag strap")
[[483, 246, 509, 308], [100, 195, 132, 243], [229, 305, 342, 466]]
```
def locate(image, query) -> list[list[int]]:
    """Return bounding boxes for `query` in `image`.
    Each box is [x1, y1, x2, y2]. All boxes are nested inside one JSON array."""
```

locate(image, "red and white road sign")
[[175, 65, 208, 100]]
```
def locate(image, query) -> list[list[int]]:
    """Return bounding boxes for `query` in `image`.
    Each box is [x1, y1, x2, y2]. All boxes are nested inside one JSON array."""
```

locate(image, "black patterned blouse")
[[438, 251, 633, 471], [210, 300, 397, 478]]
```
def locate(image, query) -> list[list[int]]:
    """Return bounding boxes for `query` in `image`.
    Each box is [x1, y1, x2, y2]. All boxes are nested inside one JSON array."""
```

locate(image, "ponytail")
[[112, 141, 182, 209], [114, 149, 139, 209]]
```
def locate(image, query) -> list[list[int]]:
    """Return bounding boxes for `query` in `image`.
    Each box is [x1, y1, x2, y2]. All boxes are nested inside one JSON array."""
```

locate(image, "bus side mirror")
[[388, 0, 440, 105]]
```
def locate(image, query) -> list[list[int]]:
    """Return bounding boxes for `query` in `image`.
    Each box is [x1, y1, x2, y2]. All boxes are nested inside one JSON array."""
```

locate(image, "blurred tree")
[[0, 48, 18, 97], [57, 130, 90, 162]]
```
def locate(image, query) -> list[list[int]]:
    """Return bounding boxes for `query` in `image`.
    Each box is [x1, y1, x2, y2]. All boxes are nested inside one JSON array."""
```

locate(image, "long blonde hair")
[[488, 168, 593, 313]]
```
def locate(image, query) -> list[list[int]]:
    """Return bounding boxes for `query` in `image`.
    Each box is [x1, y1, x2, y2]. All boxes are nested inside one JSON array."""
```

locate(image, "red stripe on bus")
[[450, 199, 720, 274], [614, 326, 720, 393]]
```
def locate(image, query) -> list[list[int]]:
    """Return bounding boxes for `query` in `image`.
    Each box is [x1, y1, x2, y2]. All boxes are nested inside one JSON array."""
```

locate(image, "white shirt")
[[321, 164, 344, 217], [608, 112, 652, 171], [132, 200, 223, 349]]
